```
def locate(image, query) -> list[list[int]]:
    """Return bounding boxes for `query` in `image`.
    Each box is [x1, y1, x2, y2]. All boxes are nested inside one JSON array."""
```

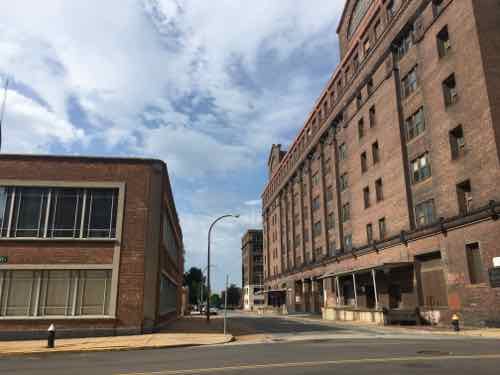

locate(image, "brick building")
[[241, 230, 264, 310], [0, 154, 184, 338], [261, 0, 500, 326]]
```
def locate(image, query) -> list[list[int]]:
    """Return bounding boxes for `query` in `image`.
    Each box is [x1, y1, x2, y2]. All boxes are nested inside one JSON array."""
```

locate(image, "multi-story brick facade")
[[0, 154, 184, 338], [241, 230, 264, 310], [261, 0, 500, 326]]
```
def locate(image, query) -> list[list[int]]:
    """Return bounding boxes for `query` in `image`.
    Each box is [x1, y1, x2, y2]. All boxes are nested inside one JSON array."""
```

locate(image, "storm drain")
[[417, 350, 452, 356]]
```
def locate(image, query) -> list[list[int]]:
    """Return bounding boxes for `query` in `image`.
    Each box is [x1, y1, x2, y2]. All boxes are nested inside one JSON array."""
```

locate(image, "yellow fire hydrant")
[[451, 313, 460, 332]]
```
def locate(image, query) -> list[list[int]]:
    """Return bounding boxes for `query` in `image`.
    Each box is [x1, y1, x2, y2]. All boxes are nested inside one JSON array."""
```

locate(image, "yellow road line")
[[119, 353, 500, 375]]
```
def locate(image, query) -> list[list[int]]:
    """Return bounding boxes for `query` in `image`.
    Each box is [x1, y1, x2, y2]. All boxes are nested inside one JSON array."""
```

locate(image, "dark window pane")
[[86, 189, 118, 238], [15, 188, 46, 237], [49, 189, 83, 238]]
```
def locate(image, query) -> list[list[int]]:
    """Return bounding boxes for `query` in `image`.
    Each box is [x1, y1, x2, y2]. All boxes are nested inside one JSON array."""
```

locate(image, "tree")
[[222, 284, 242, 308], [183, 267, 206, 306], [210, 293, 221, 307]]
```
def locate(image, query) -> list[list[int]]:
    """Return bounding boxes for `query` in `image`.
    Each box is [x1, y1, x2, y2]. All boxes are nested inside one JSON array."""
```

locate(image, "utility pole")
[[224, 274, 229, 336], [0, 77, 9, 152]]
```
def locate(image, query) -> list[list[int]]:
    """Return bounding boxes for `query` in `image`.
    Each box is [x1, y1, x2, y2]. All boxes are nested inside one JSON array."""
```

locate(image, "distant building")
[[0, 154, 184, 338], [241, 229, 264, 311], [262, 0, 500, 326]]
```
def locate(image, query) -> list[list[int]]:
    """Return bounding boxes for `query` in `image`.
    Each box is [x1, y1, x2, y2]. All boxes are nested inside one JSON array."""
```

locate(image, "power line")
[[0, 77, 9, 152]]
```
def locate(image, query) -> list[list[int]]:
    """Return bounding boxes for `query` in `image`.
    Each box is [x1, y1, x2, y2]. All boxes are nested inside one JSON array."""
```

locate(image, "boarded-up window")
[[418, 252, 448, 308], [466, 243, 485, 284]]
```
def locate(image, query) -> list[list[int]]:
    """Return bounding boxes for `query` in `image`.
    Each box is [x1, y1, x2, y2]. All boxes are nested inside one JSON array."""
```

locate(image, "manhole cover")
[[417, 350, 452, 356]]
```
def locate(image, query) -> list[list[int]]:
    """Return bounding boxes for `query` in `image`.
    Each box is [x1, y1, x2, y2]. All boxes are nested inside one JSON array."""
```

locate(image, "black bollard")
[[451, 314, 460, 332], [47, 324, 56, 348]]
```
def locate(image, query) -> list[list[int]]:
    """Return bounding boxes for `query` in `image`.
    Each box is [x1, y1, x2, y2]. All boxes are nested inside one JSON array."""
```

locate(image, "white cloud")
[[1, 89, 85, 153]]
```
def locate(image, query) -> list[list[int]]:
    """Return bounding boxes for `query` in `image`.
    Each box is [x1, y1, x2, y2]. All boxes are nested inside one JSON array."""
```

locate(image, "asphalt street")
[[1, 314, 499, 375]]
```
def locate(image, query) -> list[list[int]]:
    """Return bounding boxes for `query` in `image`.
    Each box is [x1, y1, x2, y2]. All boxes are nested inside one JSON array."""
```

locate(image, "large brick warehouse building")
[[261, 0, 500, 326], [0, 155, 184, 338]]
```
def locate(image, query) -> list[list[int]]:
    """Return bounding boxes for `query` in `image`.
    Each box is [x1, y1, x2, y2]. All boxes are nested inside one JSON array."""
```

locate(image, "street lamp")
[[206, 214, 239, 323]]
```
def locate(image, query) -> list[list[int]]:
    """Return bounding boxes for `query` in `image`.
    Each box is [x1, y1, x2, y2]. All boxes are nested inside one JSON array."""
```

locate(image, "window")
[[364, 37, 372, 56], [358, 118, 365, 139], [361, 152, 368, 173], [406, 107, 425, 141], [14, 187, 48, 238], [397, 28, 413, 59], [432, 0, 445, 17], [411, 154, 431, 183], [415, 200, 436, 227], [312, 173, 320, 186], [401, 66, 418, 98], [443, 74, 458, 106], [366, 223, 373, 244], [344, 234, 353, 251], [353, 54, 360, 72], [304, 230, 309, 243], [378, 217, 386, 239], [0, 187, 12, 237], [340, 174, 349, 191], [295, 234, 301, 247], [327, 213, 335, 230], [339, 143, 347, 161], [456, 180, 472, 215], [341, 203, 351, 223], [372, 142, 380, 164], [0, 270, 112, 317], [328, 241, 337, 257], [437, 26, 451, 58], [312, 196, 321, 211], [326, 186, 333, 202], [348, 0, 374, 38], [313, 221, 322, 237], [0, 187, 118, 239], [375, 178, 384, 202], [387, 0, 396, 20], [450, 125, 465, 159], [159, 274, 178, 314], [48, 188, 84, 238], [356, 92, 363, 109], [367, 78, 374, 95], [369, 106, 376, 128], [345, 67, 351, 82], [363, 187, 370, 209], [374, 19, 382, 40], [466, 243, 485, 284]]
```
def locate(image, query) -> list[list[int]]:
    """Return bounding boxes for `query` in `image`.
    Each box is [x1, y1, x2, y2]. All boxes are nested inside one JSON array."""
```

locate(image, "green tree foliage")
[[210, 293, 221, 307], [183, 267, 207, 306]]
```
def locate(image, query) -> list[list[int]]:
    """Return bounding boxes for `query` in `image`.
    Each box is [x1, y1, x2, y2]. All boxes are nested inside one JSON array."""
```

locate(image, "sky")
[[0, 0, 344, 292]]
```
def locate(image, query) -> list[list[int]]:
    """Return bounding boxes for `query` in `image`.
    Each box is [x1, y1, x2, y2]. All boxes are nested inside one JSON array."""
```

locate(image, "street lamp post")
[[206, 214, 239, 323]]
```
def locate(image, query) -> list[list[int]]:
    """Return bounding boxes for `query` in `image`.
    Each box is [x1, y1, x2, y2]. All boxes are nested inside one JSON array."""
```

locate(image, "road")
[[1, 313, 499, 375]]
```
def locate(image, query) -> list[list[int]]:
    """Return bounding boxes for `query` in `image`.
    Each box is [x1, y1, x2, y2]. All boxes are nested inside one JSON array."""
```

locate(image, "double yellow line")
[[119, 353, 500, 375]]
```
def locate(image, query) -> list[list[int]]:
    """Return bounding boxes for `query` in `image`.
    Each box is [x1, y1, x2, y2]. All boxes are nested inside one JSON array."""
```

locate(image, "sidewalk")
[[0, 331, 233, 356], [282, 313, 500, 338]]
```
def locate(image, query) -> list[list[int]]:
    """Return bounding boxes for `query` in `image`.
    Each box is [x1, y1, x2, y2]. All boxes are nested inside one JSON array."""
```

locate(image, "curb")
[[0, 335, 235, 358]]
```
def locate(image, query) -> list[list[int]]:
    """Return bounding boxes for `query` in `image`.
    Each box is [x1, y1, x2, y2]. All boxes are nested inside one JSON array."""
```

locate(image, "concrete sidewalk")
[[281, 313, 500, 338], [0, 332, 233, 356]]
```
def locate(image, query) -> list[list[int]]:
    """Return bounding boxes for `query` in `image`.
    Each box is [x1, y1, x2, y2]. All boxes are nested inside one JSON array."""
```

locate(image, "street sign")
[[489, 268, 500, 288], [0, 256, 7, 264]]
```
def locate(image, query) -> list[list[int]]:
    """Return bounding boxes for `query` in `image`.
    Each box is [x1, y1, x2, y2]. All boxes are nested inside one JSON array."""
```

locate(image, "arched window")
[[348, 0, 374, 39]]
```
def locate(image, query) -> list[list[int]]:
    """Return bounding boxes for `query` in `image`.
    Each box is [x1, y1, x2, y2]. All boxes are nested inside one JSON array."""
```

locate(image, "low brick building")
[[262, 0, 500, 326], [0, 154, 184, 338]]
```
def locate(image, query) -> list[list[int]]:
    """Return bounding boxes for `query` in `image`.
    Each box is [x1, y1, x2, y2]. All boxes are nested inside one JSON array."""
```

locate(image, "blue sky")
[[0, 0, 344, 292]]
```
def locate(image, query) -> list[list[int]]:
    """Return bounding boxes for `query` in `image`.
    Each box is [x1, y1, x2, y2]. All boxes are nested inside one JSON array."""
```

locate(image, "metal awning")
[[318, 262, 413, 279]]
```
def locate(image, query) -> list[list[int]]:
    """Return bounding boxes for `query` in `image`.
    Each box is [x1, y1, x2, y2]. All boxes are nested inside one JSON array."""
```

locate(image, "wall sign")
[[0, 256, 7, 264], [493, 257, 500, 268], [489, 268, 500, 288]]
